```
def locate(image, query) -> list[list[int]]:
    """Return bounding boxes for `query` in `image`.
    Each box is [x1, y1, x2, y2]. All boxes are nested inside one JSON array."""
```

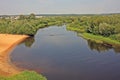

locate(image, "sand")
[[0, 34, 29, 76]]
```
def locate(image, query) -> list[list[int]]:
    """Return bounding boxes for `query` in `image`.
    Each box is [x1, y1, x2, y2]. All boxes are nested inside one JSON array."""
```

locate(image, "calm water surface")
[[11, 26, 120, 80]]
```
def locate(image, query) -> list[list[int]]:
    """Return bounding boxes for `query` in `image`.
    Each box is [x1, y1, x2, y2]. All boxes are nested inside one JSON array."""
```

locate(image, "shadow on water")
[[10, 25, 120, 80], [23, 37, 35, 48]]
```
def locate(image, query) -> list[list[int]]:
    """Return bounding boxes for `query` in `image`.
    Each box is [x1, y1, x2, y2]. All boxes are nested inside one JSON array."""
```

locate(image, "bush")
[[110, 34, 120, 42], [99, 23, 115, 36]]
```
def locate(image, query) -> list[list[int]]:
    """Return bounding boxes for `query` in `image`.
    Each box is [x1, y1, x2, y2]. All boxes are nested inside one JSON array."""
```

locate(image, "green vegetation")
[[0, 13, 120, 45], [81, 33, 120, 45], [66, 20, 86, 33], [66, 14, 120, 46], [0, 15, 72, 36], [0, 13, 120, 79], [0, 71, 47, 80]]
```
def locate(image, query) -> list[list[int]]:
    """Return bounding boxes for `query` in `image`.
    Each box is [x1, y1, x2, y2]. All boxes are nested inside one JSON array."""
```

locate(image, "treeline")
[[0, 14, 72, 36], [66, 14, 120, 42], [0, 14, 120, 43]]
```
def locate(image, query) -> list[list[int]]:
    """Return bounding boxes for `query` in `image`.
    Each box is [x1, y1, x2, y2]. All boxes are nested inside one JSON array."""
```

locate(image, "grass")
[[80, 33, 120, 46], [0, 71, 47, 80], [66, 26, 85, 33], [66, 23, 86, 33]]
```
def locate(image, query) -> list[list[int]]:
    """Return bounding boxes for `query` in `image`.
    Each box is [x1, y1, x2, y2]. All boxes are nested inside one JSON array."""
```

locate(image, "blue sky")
[[0, 0, 120, 15]]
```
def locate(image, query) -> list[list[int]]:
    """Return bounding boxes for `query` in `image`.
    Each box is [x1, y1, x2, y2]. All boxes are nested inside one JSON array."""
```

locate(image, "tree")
[[28, 13, 36, 19], [86, 22, 95, 33], [99, 23, 115, 36], [114, 23, 120, 34], [19, 14, 26, 20]]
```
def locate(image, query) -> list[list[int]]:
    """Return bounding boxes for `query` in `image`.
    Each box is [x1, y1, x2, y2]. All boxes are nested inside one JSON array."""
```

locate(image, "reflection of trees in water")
[[87, 40, 120, 54], [21, 34, 120, 54], [77, 33, 120, 54], [113, 46, 120, 54], [87, 40, 112, 53], [24, 37, 35, 47]]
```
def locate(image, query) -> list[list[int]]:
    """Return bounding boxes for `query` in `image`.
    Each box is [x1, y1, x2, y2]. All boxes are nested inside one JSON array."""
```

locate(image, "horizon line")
[[0, 12, 120, 16]]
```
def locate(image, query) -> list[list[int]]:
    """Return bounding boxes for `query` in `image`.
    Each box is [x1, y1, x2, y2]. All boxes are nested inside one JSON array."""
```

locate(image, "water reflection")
[[22, 33, 120, 54], [113, 46, 120, 54], [24, 37, 35, 48], [76, 33, 120, 54], [86, 39, 120, 54], [87, 40, 112, 53]]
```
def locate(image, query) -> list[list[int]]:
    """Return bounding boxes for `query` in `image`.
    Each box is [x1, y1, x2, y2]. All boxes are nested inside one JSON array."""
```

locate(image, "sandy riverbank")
[[0, 34, 29, 76]]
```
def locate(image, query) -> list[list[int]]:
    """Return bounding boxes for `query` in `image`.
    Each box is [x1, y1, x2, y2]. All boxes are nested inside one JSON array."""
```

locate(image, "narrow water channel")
[[11, 25, 120, 80]]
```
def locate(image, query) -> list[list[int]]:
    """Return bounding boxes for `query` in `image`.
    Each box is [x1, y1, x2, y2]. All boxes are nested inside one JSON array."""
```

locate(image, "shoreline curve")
[[0, 34, 29, 76]]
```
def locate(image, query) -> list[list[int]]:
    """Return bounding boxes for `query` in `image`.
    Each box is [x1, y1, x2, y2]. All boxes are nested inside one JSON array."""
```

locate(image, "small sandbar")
[[0, 34, 29, 53]]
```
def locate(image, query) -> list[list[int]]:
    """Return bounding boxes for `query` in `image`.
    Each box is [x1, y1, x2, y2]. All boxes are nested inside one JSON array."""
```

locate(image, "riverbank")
[[0, 34, 29, 76], [66, 24, 120, 47], [0, 34, 29, 53], [80, 33, 120, 47], [0, 34, 47, 80]]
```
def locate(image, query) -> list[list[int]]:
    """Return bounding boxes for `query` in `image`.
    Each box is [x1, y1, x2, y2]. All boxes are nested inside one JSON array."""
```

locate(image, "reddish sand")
[[0, 34, 29, 76]]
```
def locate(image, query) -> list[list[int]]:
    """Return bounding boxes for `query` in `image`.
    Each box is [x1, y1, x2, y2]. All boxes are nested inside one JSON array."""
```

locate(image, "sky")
[[0, 0, 120, 15]]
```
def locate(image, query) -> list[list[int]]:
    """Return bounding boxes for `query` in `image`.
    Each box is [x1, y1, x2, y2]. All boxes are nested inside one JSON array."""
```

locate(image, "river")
[[10, 25, 120, 80]]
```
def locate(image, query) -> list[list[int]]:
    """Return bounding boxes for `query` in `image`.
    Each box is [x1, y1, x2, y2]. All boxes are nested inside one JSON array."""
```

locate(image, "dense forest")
[[0, 14, 120, 45]]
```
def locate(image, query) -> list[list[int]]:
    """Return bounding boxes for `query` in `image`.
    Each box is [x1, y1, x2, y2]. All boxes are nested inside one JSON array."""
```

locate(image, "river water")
[[11, 25, 120, 80]]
